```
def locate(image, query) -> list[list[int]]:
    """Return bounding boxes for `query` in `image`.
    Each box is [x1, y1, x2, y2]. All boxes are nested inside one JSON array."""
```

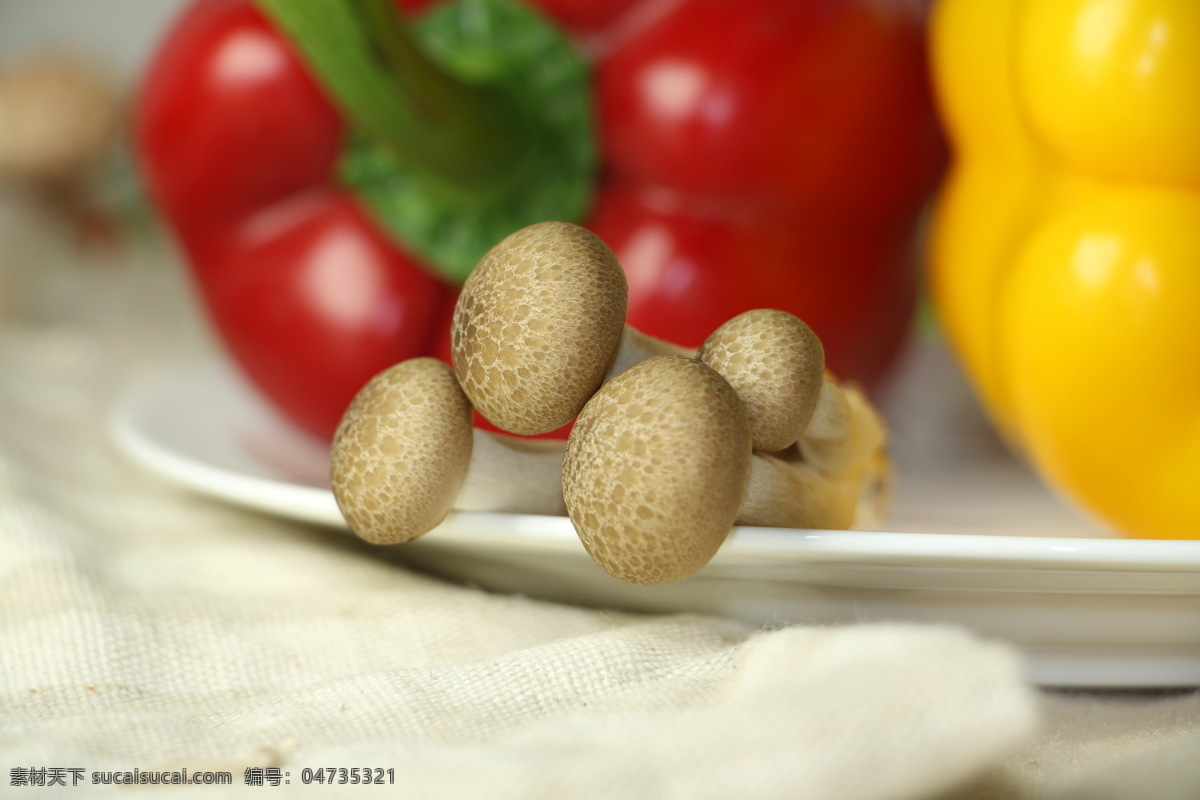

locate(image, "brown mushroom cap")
[[562, 355, 752, 585], [330, 358, 474, 545], [451, 221, 628, 436], [697, 309, 825, 453]]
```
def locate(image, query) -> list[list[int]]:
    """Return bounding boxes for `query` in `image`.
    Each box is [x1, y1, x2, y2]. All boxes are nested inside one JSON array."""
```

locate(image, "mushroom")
[[696, 308, 872, 473], [452, 223, 870, 474], [0, 54, 118, 184], [562, 355, 888, 585], [451, 221, 689, 436], [331, 358, 565, 545], [696, 308, 826, 453]]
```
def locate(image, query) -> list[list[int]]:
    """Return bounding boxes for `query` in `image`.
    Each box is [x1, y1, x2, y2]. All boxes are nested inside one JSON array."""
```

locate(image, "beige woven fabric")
[[947, 690, 1200, 800]]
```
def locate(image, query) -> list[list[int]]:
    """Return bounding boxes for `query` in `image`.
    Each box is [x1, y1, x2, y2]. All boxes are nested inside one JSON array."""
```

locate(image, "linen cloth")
[[0, 219, 1192, 799]]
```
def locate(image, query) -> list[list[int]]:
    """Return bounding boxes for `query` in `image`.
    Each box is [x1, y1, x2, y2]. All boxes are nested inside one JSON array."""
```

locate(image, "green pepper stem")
[[256, 0, 530, 199]]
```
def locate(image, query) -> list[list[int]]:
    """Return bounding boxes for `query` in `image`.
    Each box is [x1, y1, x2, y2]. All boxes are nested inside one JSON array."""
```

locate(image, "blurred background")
[[0, 0, 183, 80], [0, 0, 182, 321], [0, 0, 949, 422]]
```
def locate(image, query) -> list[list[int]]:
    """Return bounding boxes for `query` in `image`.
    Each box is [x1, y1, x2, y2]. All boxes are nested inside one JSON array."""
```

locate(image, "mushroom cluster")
[[332, 222, 889, 584]]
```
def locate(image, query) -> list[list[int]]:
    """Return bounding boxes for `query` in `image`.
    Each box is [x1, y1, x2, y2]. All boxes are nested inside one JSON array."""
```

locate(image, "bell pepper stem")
[[256, 0, 531, 199]]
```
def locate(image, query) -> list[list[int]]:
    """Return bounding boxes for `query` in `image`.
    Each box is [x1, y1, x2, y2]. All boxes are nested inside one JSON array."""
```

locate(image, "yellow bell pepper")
[[929, 0, 1200, 540]]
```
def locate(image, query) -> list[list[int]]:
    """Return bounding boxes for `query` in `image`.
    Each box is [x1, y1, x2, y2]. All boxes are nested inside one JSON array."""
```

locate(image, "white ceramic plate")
[[110, 352, 1200, 688]]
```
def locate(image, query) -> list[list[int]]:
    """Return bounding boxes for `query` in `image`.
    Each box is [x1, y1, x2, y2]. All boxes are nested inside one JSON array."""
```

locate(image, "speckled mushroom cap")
[[562, 355, 752, 585], [330, 358, 474, 545], [451, 221, 628, 436], [697, 309, 825, 453]]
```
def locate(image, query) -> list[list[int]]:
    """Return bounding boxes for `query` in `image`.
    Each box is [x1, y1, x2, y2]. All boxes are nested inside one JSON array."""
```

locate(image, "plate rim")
[[109, 361, 1200, 576]]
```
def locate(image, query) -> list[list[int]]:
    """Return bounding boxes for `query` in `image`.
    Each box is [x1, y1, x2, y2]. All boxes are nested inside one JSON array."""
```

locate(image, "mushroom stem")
[[795, 378, 867, 475], [607, 326, 694, 381], [456, 430, 566, 515], [738, 453, 857, 530], [740, 385, 889, 530], [331, 358, 564, 546]]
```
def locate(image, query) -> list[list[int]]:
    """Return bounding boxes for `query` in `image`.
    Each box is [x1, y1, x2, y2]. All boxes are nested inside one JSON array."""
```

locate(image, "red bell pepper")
[[136, 0, 944, 441]]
